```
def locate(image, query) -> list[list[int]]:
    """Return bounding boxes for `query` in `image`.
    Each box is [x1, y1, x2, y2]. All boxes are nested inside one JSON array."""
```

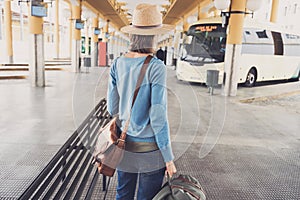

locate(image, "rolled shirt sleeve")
[[107, 60, 119, 116], [150, 63, 174, 162]]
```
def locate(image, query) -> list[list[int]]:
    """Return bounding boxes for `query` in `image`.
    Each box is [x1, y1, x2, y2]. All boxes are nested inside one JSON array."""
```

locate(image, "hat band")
[[132, 24, 162, 29]]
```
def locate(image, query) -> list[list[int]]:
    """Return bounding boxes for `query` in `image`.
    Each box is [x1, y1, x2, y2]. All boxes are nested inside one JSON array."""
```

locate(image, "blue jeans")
[[116, 167, 165, 200]]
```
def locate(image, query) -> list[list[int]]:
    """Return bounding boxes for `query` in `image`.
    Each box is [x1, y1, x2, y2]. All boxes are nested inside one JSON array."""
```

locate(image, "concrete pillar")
[[85, 19, 89, 56], [222, 0, 246, 96], [120, 36, 123, 56], [0, 2, 2, 40], [114, 35, 118, 57], [183, 16, 189, 33], [114, 33, 118, 58], [91, 17, 98, 66], [270, 0, 279, 23], [117, 36, 121, 56], [4, 0, 13, 63], [55, 0, 60, 58], [173, 30, 181, 59], [120, 37, 124, 55], [110, 32, 116, 59], [28, 2, 45, 87], [19, 3, 24, 40], [71, 3, 81, 72], [166, 36, 174, 66]]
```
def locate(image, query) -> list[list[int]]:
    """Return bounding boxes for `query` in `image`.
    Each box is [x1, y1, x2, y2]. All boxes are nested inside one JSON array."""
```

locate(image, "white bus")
[[176, 17, 300, 87]]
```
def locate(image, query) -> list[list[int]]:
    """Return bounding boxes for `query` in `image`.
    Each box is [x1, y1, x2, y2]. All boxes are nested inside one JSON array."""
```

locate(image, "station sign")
[[94, 28, 100, 35], [75, 19, 84, 30], [31, 0, 47, 17]]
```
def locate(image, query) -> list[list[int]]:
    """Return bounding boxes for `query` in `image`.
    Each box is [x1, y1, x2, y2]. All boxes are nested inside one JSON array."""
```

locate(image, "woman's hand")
[[165, 161, 177, 177]]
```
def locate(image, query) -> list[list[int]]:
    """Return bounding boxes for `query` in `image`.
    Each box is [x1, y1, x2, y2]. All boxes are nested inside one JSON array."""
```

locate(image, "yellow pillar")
[[198, 4, 208, 20], [222, 0, 247, 96], [103, 20, 109, 42], [71, 3, 81, 72], [4, 0, 13, 63], [92, 18, 99, 43], [29, 16, 43, 34], [208, 7, 219, 17], [270, 0, 279, 23], [214, 9, 220, 17], [197, 5, 201, 20], [227, 0, 246, 45], [28, 1, 44, 35], [55, 0, 60, 58], [72, 5, 81, 40]]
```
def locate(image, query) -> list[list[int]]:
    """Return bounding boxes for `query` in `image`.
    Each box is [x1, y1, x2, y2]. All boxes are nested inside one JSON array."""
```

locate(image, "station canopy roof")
[[73, 0, 212, 30]]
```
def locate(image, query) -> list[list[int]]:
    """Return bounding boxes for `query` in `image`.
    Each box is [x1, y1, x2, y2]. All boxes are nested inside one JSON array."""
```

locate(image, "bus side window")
[[256, 30, 268, 38], [271, 31, 284, 55]]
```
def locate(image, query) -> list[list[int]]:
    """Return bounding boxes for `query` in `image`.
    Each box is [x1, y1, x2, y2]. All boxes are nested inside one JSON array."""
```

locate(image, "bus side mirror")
[[221, 12, 230, 28]]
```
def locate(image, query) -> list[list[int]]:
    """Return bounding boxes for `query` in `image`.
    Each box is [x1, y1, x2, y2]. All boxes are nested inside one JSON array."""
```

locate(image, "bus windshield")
[[181, 23, 227, 64]]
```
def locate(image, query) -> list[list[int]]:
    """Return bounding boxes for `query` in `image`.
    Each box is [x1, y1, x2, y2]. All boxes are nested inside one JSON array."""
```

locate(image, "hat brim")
[[120, 24, 174, 35]]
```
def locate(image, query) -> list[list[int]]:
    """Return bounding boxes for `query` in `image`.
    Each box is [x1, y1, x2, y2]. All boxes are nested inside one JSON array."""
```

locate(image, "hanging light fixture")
[[246, 0, 263, 11], [213, 0, 230, 10]]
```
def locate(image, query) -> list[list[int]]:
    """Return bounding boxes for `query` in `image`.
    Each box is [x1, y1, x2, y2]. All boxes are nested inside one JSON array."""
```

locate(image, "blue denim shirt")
[[107, 56, 174, 162]]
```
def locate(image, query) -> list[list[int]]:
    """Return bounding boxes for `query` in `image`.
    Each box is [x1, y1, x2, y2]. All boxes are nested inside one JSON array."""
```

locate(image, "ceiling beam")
[[87, 0, 129, 30], [163, 0, 212, 25]]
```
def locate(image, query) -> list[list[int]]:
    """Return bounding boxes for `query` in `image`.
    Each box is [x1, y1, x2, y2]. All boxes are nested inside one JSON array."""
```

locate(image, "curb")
[[0, 67, 64, 71], [0, 75, 28, 80], [239, 90, 300, 103], [0, 63, 70, 67]]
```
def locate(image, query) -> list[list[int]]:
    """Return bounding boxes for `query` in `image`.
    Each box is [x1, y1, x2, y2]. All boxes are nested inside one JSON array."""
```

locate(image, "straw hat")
[[121, 4, 174, 35]]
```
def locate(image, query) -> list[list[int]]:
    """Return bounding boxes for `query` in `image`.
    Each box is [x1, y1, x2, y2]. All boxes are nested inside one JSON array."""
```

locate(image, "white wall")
[[0, 0, 71, 63], [253, 0, 300, 32]]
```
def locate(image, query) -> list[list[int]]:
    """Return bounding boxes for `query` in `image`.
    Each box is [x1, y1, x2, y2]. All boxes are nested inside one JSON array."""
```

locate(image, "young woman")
[[106, 4, 177, 200]]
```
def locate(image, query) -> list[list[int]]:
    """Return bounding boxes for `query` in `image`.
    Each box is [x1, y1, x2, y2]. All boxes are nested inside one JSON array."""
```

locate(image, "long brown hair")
[[129, 34, 156, 54]]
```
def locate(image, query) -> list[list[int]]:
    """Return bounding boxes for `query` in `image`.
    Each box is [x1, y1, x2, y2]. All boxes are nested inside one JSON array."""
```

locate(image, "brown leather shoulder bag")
[[92, 55, 152, 177]]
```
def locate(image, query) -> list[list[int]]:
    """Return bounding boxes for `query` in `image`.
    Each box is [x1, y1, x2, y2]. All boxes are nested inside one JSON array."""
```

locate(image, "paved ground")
[[0, 65, 299, 199]]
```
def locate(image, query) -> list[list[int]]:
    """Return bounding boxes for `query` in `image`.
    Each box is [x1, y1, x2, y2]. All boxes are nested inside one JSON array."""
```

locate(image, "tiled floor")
[[0, 65, 299, 199]]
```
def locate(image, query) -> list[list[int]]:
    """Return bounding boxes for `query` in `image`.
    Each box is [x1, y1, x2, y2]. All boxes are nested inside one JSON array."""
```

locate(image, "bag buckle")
[[116, 138, 125, 144], [91, 157, 101, 165]]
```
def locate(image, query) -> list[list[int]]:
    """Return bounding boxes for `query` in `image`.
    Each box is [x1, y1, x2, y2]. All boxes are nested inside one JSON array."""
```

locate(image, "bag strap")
[[118, 55, 153, 142], [132, 55, 152, 107]]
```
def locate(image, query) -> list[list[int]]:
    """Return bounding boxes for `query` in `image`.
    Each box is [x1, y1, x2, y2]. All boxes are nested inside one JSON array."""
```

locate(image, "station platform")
[[0, 65, 299, 199]]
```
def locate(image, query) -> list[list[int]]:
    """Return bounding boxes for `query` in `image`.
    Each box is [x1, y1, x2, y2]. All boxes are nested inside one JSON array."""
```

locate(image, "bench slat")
[[38, 113, 105, 198], [73, 152, 96, 199], [19, 99, 111, 200], [41, 144, 85, 199]]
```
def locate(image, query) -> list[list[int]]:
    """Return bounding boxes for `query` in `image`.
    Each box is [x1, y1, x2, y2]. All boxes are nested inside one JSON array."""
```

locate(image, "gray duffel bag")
[[153, 174, 206, 200]]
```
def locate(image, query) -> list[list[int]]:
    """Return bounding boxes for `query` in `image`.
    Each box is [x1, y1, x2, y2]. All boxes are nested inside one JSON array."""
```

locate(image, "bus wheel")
[[245, 68, 257, 87]]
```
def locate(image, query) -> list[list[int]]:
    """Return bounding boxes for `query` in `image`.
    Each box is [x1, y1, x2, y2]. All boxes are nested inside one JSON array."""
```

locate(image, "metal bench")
[[19, 99, 112, 200]]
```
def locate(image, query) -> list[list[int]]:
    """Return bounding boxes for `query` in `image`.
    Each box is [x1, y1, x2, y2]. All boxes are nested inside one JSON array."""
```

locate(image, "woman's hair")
[[129, 34, 156, 54]]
